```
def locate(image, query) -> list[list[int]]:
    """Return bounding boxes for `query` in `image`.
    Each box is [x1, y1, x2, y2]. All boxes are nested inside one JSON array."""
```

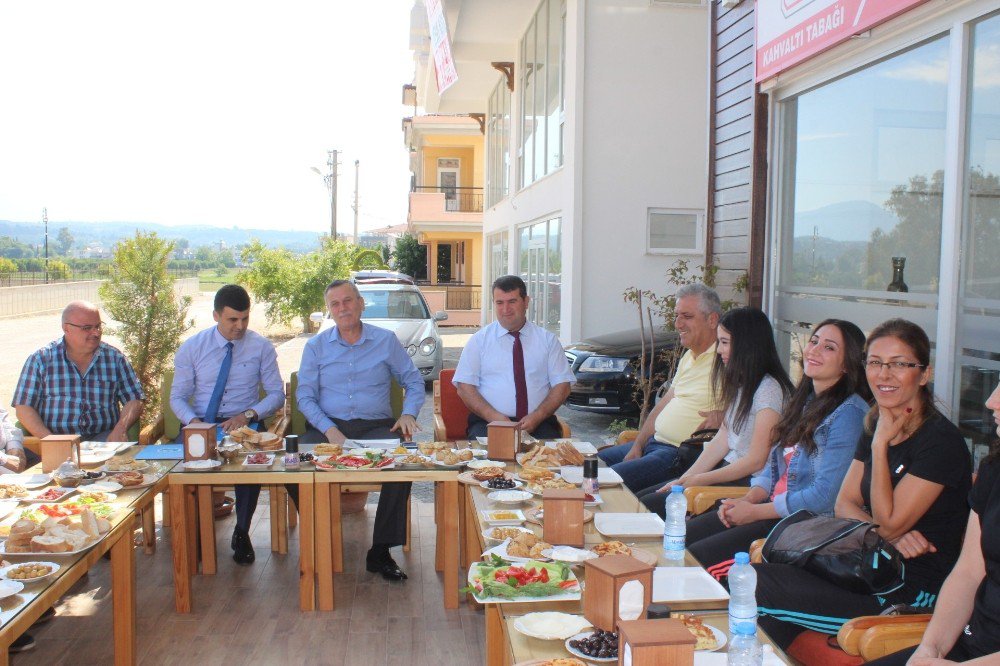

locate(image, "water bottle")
[[662, 485, 686, 561], [727, 622, 763, 666], [728, 552, 758, 634]]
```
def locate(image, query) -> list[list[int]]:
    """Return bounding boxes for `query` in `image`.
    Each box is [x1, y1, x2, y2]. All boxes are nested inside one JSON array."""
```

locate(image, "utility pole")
[[42, 207, 49, 284], [329, 150, 339, 239], [352, 160, 360, 244]]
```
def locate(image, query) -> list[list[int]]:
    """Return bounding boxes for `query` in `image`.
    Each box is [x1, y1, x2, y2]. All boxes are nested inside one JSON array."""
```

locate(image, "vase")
[[887, 257, 908, 292]]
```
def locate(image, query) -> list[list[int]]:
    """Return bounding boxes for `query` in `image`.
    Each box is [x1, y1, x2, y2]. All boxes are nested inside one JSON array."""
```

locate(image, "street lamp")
[[311, 150, 339, 239]]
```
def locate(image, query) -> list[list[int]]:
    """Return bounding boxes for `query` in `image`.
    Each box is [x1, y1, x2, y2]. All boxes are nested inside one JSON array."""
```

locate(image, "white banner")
[[425, 0, 458, 94]]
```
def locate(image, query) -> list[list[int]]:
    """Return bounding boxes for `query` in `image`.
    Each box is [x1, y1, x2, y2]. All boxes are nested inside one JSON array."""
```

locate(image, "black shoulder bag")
[[761, 510, 905, 596]]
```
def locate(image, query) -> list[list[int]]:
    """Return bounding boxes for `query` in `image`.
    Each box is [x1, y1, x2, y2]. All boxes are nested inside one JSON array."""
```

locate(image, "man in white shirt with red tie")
[[454, 275, 575, 439]]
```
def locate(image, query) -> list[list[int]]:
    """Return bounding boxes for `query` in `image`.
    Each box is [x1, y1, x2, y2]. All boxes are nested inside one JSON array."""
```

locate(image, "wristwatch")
[[243, 409, 257, 422]]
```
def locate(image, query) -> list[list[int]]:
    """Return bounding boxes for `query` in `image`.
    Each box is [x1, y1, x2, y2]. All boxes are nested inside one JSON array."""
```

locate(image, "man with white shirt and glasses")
[[454, 275, 575, 440], [170, 285, 285, 566]]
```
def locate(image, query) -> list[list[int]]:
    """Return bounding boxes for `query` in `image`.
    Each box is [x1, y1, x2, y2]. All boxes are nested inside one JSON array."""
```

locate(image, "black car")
[[564, 333, 679, 414]]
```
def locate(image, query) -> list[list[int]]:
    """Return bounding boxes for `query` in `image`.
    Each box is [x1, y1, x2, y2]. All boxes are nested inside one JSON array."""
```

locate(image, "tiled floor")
[[17, 494, 484, 665]]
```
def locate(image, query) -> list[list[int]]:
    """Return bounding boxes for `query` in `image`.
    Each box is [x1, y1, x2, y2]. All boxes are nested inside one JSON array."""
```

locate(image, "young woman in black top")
[[868, 381, 1000, 665], [753, 319, 972, 649]]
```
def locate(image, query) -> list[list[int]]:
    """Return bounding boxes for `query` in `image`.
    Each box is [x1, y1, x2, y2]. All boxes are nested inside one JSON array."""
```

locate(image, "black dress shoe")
[[365, 554, 407, 581], [232, 528, 255, 566]]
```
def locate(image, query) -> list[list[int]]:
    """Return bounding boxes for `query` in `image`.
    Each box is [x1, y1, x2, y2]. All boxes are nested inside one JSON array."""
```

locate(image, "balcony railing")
[[445, 284, 482, 310], [412, 186, 483, 213]]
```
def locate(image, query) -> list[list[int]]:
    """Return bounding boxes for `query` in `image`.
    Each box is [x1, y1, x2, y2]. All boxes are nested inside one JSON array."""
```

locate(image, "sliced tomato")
[[558, 580, 578, 589], [539, 567, 549, 583]]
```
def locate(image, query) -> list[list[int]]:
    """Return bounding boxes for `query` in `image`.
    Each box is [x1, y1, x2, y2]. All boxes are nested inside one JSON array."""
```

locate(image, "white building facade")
[[412, 0, 710, 344]]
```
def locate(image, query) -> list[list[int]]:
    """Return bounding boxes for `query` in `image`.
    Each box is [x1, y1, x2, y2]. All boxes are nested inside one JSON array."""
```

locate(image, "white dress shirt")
[[170, 327, 284, 425], [453, 320, 575, 417]]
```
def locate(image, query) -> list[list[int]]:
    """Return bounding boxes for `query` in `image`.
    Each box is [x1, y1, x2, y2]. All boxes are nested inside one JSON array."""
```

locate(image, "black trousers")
[[300, 417, 411, 548], [466, 413, 563, 440], [685, 509, 781, 582], [634, 463, 750, 519]]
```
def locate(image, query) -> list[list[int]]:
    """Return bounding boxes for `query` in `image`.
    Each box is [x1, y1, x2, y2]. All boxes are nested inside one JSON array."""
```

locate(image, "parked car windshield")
[[361, 289, 431, 320]]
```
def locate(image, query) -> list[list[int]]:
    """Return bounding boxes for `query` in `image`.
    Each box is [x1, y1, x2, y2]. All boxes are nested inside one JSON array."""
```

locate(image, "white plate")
[[540, 545, 598, 564], [466, 560, 581, 604], [565, 632, 618, 662], [594, 513, 664, 538], [343, 439, 400, 450], [466, 459, 506, 470], [481, 526, 535, 545], [0, 474, 50, 490], [87, 481, 123, 493], [431, 457, 468, 469], [455, 448, 487, 458], [0, 538, 99, 557], [479, 479, 524, 491], [22, 488, 76, 504], [106, 473, 160, 489], [701, 625, 727, 652], [101, 460, 150, 473], [559, 466, 623, 486], [513, 612, 592, 641], [242, 453, 275, 470], [0, 561, 60, 583], [0, 501, 20, 522], [182, 460, 221, 470], [0, 579, 23, 599], [487, 490, 533, 505], [482, 538, 551, 563], [652, 567, 730, 605], [480, 509, 526, 525], [75, 490, 117, 503], [78, 441, 133, 465]]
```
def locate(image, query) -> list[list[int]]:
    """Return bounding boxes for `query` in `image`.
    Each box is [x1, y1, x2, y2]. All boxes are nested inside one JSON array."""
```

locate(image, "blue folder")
[[134, 444, 184, 460]]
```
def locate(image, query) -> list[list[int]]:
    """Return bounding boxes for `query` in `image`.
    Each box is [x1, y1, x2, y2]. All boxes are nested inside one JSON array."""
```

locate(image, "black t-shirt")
[[966, 456, 1000, 657], [854, 413, 972, 593]]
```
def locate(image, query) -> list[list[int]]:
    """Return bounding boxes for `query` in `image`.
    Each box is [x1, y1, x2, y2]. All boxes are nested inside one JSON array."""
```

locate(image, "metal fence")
[[0, 268, 197, 287], [412, 186, 484, 213], [444, 285, 482, 310]]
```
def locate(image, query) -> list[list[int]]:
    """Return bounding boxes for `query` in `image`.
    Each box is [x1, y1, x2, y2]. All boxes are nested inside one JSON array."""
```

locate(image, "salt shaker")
[[582, 454, 599, 496], [283, 435, 300, 469]]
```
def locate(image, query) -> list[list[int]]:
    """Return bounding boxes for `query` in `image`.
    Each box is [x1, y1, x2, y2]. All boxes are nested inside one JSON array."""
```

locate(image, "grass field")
[[198, 267, 240, 291]]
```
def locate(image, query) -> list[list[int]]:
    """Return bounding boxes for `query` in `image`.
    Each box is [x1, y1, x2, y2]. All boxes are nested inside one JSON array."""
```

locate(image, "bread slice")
[[31, 535, 69, 553], [95, 517, 112, 535], [80, 510, 99, 538]]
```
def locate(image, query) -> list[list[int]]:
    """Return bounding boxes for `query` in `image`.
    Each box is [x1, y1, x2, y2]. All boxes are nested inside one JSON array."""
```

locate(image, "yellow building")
[[402, 113, 484, 325]]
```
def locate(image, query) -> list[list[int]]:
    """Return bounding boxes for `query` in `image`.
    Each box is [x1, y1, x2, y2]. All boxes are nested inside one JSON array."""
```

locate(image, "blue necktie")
[[204, 341, 233, 423]]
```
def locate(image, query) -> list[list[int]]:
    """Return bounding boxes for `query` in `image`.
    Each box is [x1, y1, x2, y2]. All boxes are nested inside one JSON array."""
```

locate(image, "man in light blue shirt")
[[171, 285, 285, 566], [297, 279, 424, 581]]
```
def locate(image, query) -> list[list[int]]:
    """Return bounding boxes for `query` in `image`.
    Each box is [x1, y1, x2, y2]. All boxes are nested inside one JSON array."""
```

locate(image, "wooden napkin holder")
[[617, 618, 696, 666], [542, 488, 585, 547], [40, 434, 81, 473], [583, 554, 654, 631], [487, 421, 521, 461], [182, 422, 217, 461]]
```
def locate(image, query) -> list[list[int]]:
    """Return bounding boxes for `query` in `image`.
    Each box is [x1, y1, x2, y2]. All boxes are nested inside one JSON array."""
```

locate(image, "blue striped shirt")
[[296, 322, 424, 433], [12, 339, 144, 436]]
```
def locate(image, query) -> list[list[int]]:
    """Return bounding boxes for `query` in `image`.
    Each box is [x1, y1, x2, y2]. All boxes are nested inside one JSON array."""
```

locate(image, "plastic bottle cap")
[[734, 551, 750, 564], [671, 485, 684, 493], [734, 622, 756, 636]]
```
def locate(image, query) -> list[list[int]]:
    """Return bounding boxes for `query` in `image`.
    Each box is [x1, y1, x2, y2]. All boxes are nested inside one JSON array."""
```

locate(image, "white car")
[[311, 283, 447, 382]]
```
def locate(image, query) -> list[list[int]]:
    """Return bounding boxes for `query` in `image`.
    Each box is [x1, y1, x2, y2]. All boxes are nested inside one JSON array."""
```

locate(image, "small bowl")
[[217, 446, 242, 463], [79, 471, 105, 485], [52, 475, 83, 488]]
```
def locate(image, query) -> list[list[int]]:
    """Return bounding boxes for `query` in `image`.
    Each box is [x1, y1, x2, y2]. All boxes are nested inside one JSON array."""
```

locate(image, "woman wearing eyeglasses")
[[752, 319, 972, 651]]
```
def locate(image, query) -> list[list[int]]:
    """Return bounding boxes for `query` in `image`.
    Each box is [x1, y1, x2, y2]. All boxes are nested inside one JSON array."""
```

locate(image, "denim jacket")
[[750, 392, 868, 517]]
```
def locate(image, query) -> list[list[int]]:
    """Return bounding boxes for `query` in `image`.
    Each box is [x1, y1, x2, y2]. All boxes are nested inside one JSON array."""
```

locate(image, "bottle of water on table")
[[728, 622, 763, 666], [662, 485, 687, 561], [728, 551, 758, 633]]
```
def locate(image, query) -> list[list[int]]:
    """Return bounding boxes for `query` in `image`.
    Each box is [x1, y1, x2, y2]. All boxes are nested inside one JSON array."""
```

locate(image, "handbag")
[[761, 510, 905, 596]]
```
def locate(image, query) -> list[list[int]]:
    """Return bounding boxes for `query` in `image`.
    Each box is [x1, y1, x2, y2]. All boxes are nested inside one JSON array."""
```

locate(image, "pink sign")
[[425, 0, 458, 93], [755, 0, 929, 82]]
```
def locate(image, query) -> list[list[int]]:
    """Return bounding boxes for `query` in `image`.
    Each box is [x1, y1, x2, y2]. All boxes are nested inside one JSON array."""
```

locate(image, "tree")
[[351, 248, 388, 270], [0, 257, 15, 286], [55, 227, 74, 255], [99, 232, 193, 426], [47, 260, 71, 280], [392, 233, 426, 280], [238, 236, 353, 332]]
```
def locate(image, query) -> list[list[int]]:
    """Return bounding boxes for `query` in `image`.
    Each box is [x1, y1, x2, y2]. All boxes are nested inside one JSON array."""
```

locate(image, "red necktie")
[[512, 330, 528, 420]]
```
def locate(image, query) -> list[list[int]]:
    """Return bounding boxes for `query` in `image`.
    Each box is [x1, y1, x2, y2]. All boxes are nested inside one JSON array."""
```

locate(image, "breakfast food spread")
[[5, 509, 111, 554], [435, 450, 461, 466], [418, 441, 450, 456], [105, 456, 146, 472], [591, 540, 632, 557], [489, 527, 529, 541], [4, 563, 54, 580], [503, 530, 552, 559], [312, 443, 343, 457], [518, 466, 557, 481], [397, 454, 432, 466], [527, 478, 575, 493], [555, 441, 585, 466], [112, 471, 144, 487], [485, 477, 516, 489], [569, 630, 619, 660], [676, 614, 719, 650], [519, 445, 563, 468], [0, 485, 28, 500], [538, 659, 586, 666], [471, 466, 506, 481]]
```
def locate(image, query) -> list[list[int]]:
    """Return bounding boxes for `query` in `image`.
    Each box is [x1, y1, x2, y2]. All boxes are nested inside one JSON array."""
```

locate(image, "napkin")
[[618, 579, 645, 621]]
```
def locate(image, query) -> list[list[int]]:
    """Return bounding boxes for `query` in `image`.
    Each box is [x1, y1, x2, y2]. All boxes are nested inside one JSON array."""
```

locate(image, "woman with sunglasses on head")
[[685, 319, 871, 580], [635, 307, 793, 518], [867, 382, 1000, 665], [753, 319, 971, 651]]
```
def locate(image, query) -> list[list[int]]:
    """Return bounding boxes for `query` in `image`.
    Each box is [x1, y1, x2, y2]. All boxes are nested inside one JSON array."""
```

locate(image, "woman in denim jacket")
[[686, 319, 871, 581]]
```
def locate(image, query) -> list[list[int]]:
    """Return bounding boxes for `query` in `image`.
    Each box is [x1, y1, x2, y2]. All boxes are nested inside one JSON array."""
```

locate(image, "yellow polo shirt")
[[653, 343, 718, 446]]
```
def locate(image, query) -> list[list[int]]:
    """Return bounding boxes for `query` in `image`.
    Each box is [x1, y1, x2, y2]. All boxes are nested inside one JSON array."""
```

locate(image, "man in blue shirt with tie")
[[297, 279, 424, 581], [171, 284, 285, 566]]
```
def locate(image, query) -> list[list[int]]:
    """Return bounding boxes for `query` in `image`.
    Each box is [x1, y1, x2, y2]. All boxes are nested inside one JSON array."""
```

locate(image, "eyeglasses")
[[863, 360, 925, 373], [65, 322, 103, 333]]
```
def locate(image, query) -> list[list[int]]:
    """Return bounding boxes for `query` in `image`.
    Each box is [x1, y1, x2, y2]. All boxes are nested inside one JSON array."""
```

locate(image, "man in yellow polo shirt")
[[598, 283, 722, 492]]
